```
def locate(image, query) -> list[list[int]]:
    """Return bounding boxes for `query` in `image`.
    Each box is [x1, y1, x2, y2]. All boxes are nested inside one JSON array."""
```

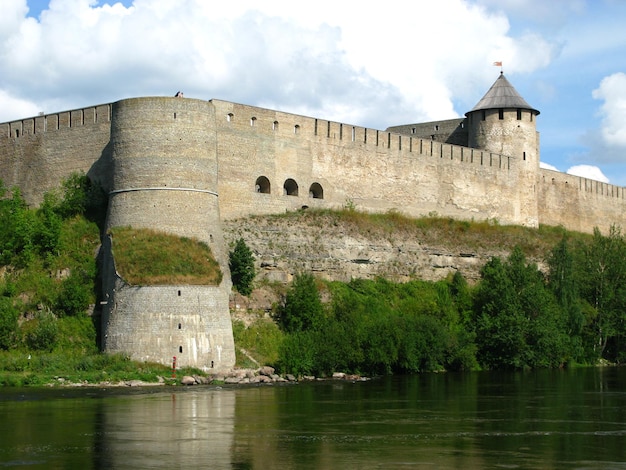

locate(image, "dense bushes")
[[0, 173, 102, 352], [273, 230, 626, 376], [275, 275, 477, 376]]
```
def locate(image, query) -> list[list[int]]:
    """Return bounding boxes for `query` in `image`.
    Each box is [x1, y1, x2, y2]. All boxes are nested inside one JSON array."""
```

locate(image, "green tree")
[[548, 236, 585, 362], [577, 226, 626, 361], [229, 238, 256, 296], [473, 247, 567, 369], [277, 273, 325, 333]]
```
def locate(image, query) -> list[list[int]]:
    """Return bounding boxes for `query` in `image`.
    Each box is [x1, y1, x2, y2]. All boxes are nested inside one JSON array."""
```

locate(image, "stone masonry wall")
[[212, 99, 531, 227], [538, 168, 626, 234], [2, 96, 626, 236], [0, 105, 113, 205]]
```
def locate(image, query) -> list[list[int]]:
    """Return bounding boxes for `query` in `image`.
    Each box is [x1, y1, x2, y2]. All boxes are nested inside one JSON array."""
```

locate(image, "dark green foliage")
[[473, 247, 569, 369], [229, 238, 256, 296], [575, 226, 626, 362], [55, 270, 92, 317], [277, 331, 317, 376], [0, 176, 101, 352], [0, 298, 19, 350], [276, 273, 325, 333], [277, 277, 477, 376]]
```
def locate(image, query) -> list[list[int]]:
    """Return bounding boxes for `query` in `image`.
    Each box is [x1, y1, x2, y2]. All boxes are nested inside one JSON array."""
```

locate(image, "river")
[[1, 367, 625, 469]]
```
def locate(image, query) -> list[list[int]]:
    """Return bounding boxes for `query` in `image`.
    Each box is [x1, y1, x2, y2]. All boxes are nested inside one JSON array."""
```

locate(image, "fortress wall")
[[212, 100, 532, 226], [386, 118, 468, 146], [538, 168, 626, 234], [0, 104, 112, 205]]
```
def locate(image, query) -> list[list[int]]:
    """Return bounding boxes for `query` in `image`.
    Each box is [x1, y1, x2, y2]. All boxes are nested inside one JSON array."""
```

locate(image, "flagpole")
[[493, 61, 503, 73]]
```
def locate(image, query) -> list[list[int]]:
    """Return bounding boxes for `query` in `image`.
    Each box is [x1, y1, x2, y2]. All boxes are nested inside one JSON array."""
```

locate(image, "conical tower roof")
[[466, 72, 539, 116]]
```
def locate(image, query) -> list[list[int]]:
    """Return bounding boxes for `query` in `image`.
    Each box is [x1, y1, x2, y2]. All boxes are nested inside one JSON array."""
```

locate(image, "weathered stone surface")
[[258, 366, 275, 377], [181, 376, 197, 385]]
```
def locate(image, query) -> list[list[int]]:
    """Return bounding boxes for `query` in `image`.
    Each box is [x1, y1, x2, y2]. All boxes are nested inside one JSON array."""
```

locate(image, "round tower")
[[465, 72, 540, 168], [101, 97, 235, 371], [466, 73, 541, 227]]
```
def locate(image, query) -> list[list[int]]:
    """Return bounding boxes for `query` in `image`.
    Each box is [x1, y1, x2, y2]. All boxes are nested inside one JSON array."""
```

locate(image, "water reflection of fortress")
[[2, 73, 625, 369]]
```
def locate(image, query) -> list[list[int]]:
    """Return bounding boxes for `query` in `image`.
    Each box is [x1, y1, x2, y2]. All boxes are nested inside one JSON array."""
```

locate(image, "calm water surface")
[[0, 367, 625, 469]]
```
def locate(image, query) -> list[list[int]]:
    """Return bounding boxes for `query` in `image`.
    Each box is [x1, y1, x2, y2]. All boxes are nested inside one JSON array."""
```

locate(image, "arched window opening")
[[273, 121, 279, 131], [250, 117, 257, 126], [309, 182, 324, 199], [226, 113, 234, 122], [294, 124, 300, 135], [255, 176, 271, 194], [283, 178, 298, 196]]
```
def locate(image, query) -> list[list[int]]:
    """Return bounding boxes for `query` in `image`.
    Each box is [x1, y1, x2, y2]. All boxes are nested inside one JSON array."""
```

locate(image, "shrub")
[[276, 273, 324, 333], [23, 311, 58, 351], [0, 298, 19, 350], [56, 270, 92, 317]]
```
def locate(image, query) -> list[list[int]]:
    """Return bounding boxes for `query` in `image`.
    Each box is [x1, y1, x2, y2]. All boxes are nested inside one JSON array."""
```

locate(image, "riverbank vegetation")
[[1, 175, 625, 386], [234, 225, 626, 376]]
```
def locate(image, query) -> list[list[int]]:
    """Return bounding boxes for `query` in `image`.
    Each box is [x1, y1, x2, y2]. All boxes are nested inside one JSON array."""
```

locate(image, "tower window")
[[481, 110, 486, 121], [516, 109, 522, 120], [498, 109, 504, 120]]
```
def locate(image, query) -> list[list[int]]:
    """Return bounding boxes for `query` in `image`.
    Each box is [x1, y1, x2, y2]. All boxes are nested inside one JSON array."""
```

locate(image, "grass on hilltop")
[[252, 206, 592, 258], [109, 227, 223, 286]]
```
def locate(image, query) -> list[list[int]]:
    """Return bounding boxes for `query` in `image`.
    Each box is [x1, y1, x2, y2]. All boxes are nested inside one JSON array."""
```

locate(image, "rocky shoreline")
[[50, 366, 371, 388]]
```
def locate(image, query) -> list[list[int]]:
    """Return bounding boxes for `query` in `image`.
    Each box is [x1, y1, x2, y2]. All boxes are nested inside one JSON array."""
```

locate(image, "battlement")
[[1, 104, 112, 139]]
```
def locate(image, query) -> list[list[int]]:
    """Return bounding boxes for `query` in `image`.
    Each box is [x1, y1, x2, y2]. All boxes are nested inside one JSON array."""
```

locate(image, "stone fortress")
[[1, 73, 625, 370]]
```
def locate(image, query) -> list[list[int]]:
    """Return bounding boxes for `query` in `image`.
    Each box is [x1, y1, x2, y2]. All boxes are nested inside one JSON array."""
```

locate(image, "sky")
[[1, 0, 626, 185]]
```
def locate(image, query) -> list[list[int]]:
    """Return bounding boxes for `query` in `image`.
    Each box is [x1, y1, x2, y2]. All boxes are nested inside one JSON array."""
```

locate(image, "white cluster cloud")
[[540, 161, 609, 183], [0, 0, 558, 128], [567, 165, 610, 183], [592, 72, 626, 149]]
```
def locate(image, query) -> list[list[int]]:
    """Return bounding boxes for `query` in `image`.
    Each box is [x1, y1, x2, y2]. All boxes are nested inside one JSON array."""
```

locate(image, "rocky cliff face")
[[222, 212, 523, 286]]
